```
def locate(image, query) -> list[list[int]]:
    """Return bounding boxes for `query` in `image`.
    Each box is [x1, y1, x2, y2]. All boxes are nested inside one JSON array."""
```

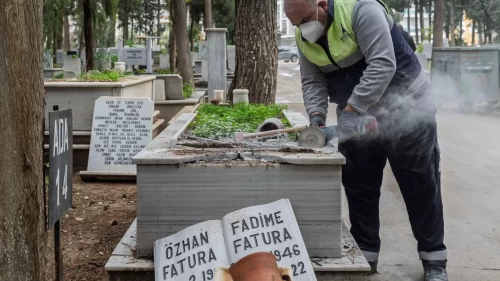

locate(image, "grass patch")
[[155, 68, 175, 74], [78, 70, 131, 82], [190, 103, 289, 139]]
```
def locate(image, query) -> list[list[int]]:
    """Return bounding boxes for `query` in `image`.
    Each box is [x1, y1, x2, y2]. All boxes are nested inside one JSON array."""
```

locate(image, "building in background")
[[277, 0, 296, 47]]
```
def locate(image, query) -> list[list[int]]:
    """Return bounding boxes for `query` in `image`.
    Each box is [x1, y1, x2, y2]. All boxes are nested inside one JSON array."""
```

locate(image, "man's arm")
[[348, 0, 397, 113], [298, 49, 329, 119]]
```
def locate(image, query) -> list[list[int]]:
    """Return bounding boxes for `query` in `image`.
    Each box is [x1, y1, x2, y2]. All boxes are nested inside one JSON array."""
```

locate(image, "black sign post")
[[49, 106, 73, 281]]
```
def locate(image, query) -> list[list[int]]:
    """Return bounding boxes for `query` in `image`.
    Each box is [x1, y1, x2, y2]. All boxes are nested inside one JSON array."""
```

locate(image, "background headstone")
[[159, 54, 170, 69], [56, 50, 65, 65], [423, 43, 433, 59], [199, 41, 208, 60], [154, 79, 166, 101], [156, 74, 183, 100], [116, 38, 124, 62], [43, 51, 53, 69], [190, 52, 199, 67], [63, 57, 81, 76], [87, 97, 154, 173], [207, 28, 228, 101], [227, 45, 236, 73]]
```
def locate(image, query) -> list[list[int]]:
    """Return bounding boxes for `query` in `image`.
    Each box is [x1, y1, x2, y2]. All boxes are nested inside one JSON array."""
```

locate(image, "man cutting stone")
[[284, 0, 447, 280]]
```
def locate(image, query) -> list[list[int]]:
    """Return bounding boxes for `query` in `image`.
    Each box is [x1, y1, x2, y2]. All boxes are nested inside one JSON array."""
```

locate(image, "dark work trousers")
[[338, 98, 447, 262]]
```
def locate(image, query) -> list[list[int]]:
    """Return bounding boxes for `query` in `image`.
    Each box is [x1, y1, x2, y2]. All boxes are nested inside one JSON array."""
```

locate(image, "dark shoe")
[[368, 260, 379, 275], [422, 260, 448, 281]]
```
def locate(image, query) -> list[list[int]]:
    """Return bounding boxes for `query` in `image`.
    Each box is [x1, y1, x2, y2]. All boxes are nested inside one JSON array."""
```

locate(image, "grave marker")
[[48, 107, 73, 281], [86, 97, 154, 174]]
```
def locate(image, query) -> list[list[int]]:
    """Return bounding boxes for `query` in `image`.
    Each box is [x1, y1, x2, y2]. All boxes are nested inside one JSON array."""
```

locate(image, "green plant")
[[125, 40, 134, 47], [155, 68, 174, 74], [111, 55, 118, 68], [416, 43, 424, 53], [161, 48, 168, 55], [54, 72, 64, 79], [189, 103, 288, 139], [71, 54, 77, 59], [183, 82, 195, 99], [78, 69, 130, 82]]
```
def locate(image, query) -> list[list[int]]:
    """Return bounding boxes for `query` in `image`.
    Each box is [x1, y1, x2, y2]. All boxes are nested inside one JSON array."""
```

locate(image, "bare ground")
[[45, 176, 137, 281]]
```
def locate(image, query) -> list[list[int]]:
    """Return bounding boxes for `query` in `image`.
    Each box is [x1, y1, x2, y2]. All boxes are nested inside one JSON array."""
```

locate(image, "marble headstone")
[[227, 45, 236, 72], [199, 41, 208, 60], [87, 97, 154, 173]]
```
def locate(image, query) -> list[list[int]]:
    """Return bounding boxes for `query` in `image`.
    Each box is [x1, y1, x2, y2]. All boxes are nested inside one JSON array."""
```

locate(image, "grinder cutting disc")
[[298, 127, 326, 148]]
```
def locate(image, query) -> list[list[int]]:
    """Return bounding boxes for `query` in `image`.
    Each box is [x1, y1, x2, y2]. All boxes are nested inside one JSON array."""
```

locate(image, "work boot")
[[368, 260, 379, 275], [422, 260, 448, 281]]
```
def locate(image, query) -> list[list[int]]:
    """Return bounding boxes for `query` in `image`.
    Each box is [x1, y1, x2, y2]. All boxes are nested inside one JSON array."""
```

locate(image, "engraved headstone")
[[123, 48, 147, 65], [87, 97, 154, 173]]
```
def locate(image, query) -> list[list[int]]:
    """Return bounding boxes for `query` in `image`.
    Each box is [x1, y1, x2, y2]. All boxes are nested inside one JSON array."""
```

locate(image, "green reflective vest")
[[295, 0, 389, 67]]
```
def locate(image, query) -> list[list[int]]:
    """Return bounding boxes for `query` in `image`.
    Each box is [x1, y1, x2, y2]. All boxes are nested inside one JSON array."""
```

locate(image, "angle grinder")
[[298, 126, 338, 148]]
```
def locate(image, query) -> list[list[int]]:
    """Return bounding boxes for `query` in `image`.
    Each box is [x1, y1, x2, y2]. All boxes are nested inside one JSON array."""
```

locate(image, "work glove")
[[338, 111, 378, 142], [309, 114, 326, 128]]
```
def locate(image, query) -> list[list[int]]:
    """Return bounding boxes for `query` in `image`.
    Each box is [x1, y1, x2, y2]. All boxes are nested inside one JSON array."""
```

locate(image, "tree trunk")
[[169, 0, 176, 72], [478, 21, 483, 45], [123, 13, 129, 41], [56, 16, 63, 49], [0, 1, 47, 281], [449, 0, 456, 46], [52, 21, 57, 63], [83, 0, 94, 70], [173, 0, 193, 85], [428, 0, 432, 30], [63, 13, 71, 50], [108, 15, 117, 47], [157, 0, 161, 45], [204, 0, 212, 29], [433, 0, 445, 47], [229, 0, 278, 104], [414, 2, 419, 44], [190, 11, 195, 52], [419, 0, 425, 42], [458, 15, 462, 43], [407, 7, 411, 34], [471, 20, 475, 46]]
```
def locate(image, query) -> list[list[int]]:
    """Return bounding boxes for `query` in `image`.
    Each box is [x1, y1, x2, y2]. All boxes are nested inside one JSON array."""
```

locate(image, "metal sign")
[[48, 108, 73, 228]]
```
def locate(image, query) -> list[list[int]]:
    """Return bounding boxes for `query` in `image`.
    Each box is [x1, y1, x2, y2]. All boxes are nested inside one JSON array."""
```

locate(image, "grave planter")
[[44, 75, 156, 131], [132, 111, 345, 259]]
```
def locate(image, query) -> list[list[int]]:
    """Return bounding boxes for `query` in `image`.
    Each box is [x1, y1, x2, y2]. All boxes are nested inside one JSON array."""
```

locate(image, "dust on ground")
[[44, 176, 136, 281]]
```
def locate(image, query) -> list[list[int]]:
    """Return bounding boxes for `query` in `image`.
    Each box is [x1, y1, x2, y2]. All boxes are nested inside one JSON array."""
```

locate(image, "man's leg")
[[385, 112, 447, 280], [339, 138, 387, 266]]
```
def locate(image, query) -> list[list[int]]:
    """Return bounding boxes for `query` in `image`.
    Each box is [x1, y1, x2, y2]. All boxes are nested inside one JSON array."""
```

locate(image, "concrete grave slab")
[[156, 74, 183, 100]]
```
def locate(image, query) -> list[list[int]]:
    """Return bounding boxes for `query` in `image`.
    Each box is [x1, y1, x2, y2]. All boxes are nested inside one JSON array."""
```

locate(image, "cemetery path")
[[44, 176, 137, 281]]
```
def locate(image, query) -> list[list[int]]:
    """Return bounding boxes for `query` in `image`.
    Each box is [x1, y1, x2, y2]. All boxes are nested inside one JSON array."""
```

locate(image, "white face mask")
[[300, 5, 326, 43]]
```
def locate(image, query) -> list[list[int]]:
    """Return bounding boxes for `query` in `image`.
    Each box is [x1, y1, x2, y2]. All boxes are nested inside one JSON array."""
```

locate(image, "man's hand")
[[309, 113, 326, 128], [338, 110, 378, 142]]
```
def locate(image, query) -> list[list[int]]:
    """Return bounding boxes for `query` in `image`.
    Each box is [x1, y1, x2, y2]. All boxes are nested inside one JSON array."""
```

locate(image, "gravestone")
[[199, 41, 208, 60], [123, 49, 147, 66], [415, 53, 428, 70], [195, 60, 208, 82], [63, 56, 81, 76], [423, 43, 433, 59], [116, 38, 124, 62], [159, 54, 170, 69], [206, 28, 228, 101], [56, 50, 65, 65], [43, 51, 53, 69], [86, 97, 154, 174], [156, 74, 183, 100], [96, 48, 112, 70], [191, 52, 199, 67], [227, 45, 236, 72]]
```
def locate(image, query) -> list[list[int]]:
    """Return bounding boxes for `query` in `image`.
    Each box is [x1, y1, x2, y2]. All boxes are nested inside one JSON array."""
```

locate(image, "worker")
[[398, 24, 417, 52], [284, 0, 447, 280]]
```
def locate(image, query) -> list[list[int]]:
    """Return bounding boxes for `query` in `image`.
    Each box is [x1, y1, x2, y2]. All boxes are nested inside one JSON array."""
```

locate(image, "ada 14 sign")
[[48, 109, 73, 228]]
